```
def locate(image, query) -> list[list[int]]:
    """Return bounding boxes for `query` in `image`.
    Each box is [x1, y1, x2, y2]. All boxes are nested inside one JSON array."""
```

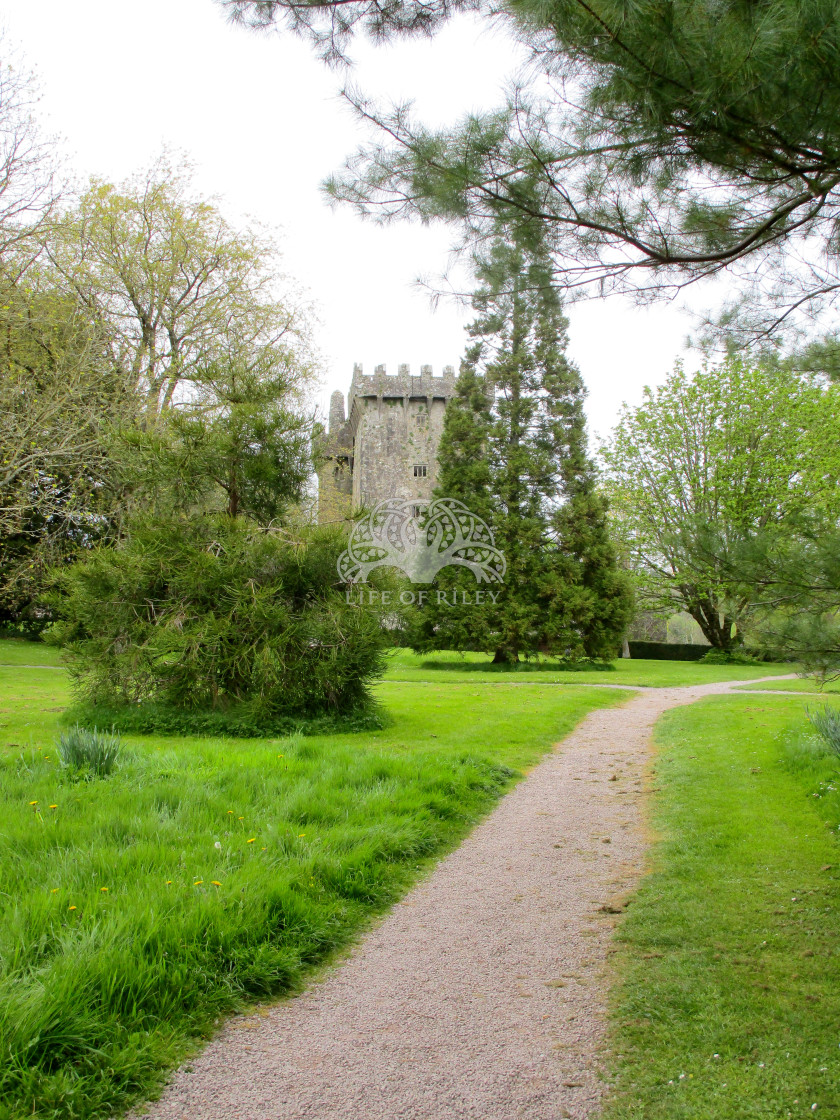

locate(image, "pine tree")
[[410, 235, 632, 662]]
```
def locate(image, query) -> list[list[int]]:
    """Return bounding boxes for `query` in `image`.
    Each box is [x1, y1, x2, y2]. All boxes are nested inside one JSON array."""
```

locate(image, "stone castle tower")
[[317, 362, 457, 523]]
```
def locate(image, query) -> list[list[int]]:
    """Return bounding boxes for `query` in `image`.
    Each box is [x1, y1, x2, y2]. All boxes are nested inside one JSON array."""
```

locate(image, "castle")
[[317, 363, 457, 523]]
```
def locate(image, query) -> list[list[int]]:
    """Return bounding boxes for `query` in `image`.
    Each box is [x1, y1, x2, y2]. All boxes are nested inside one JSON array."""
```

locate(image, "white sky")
[[0, 0, 705, 440]]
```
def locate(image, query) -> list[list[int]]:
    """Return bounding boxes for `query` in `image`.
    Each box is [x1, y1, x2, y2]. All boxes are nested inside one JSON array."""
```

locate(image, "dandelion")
[[51, 888, 58, 893], [29, 800, 37, 806], [49, 804, 57, 810], [277, 753, 283, 758], [211, 880, 221, 886], [68, 905, 77, 911], [247, 838, 256, 844], [261, 847, 266, 851], [214, 841, 222, 851], [194, 880, 203, 886], [227, 810, 234, 815], [100, 887, 108, 892], [238, 816, 244, 820], [298, 833, 305, 838], [43, 756, 49, 761], [166, 880, 172, 885]]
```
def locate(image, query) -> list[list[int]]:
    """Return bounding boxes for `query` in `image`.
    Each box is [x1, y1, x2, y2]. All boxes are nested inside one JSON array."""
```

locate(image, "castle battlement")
[[348, 362, 457, 407]]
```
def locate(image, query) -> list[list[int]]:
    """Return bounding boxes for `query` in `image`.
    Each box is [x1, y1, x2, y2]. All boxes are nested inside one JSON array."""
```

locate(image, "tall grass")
[[56, 726, 122, 777], [806, 703, 840, 758], [0, 732, 513, 1118]]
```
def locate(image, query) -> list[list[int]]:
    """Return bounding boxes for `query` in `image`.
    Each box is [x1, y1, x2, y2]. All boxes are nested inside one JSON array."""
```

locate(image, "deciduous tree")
[[46, 157, 314, 419], [601, 358, 840, 649]]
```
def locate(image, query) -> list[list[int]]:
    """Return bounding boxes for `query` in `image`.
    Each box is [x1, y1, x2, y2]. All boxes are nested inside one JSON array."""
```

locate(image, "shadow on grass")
[[415, 658, 617, 674]]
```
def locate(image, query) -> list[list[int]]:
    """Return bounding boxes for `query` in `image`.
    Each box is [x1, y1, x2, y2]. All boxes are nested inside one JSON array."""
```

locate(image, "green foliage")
[[699, 649, 760, 666], [47, 517, 388, 729], [56, 726, 121, 778], [410, 235, 632, 662], [714, 515, 840, 685], [602, 357, 840, 649], [0, 268, 132, 619], [120, 357, 311, 523], [806, 705, 840, 759], [64, 698, 385, 739], [778, 332, 840, 382]]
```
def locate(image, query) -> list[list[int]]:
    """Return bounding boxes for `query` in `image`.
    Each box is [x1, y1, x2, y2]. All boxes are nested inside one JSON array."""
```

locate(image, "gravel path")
[[134, 676, 788, 1120]]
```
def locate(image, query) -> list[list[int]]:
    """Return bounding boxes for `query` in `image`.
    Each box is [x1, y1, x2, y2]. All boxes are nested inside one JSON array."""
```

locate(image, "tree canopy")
[[226, 0, 840, 341], [46, 158, 312, 420], [601, 356, 840, 649]]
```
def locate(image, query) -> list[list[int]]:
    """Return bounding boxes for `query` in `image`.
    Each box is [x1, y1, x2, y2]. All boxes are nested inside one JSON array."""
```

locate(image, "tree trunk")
[[493, 646, 519, 664], [621, 638, 631, 658], [686, 597, 742, 650]]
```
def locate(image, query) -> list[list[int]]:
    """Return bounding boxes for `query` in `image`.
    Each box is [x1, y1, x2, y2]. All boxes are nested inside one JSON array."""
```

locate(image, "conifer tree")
[[409, 235, 632, 662]]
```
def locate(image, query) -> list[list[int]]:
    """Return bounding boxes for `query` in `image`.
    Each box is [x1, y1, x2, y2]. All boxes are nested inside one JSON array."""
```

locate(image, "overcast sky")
[[0, 0, 705, 439]]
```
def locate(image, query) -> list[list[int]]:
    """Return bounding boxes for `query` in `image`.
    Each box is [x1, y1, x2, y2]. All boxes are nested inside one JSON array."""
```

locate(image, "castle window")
[[413, 464, 427, 478]]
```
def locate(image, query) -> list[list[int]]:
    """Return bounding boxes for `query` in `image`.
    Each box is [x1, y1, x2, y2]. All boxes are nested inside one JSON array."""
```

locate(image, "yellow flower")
[[100, 887, 108, 892], [166, 880, 172, 885], [211, 880, 221, 886], [51, 888, 58, 894], [247, 838, 255, 844], [238, 816, 244, 820], [261, 847, 266, 851], [194, 880, 203, 886], [277, 753, 283, 758], [29, 800, 37, 806], [227, 810, 234, 815], [43, 756, 49, 761], [68, 905, 77, 911], [298, 833, 305, 838], [49, 804, 57, 809]]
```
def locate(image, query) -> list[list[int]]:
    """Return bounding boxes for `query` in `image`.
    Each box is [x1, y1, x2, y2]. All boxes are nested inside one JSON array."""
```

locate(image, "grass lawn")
[[734, 677, 839, 695], [0, 642, 626, 1120], [0, 637, 64, 667], [384, 648, 797, 688], [604, 693, 840, 1119]]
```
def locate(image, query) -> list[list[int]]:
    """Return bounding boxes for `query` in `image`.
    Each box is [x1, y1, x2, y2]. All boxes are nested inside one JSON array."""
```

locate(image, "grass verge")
[[0, 647, 625, 1119], [603, 694, 840, 1120]]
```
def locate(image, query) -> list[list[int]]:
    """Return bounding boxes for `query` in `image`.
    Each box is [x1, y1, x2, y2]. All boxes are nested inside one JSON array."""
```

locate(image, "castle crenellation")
[[347, 362, 456, 409], [317, 362, 458, 523]]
